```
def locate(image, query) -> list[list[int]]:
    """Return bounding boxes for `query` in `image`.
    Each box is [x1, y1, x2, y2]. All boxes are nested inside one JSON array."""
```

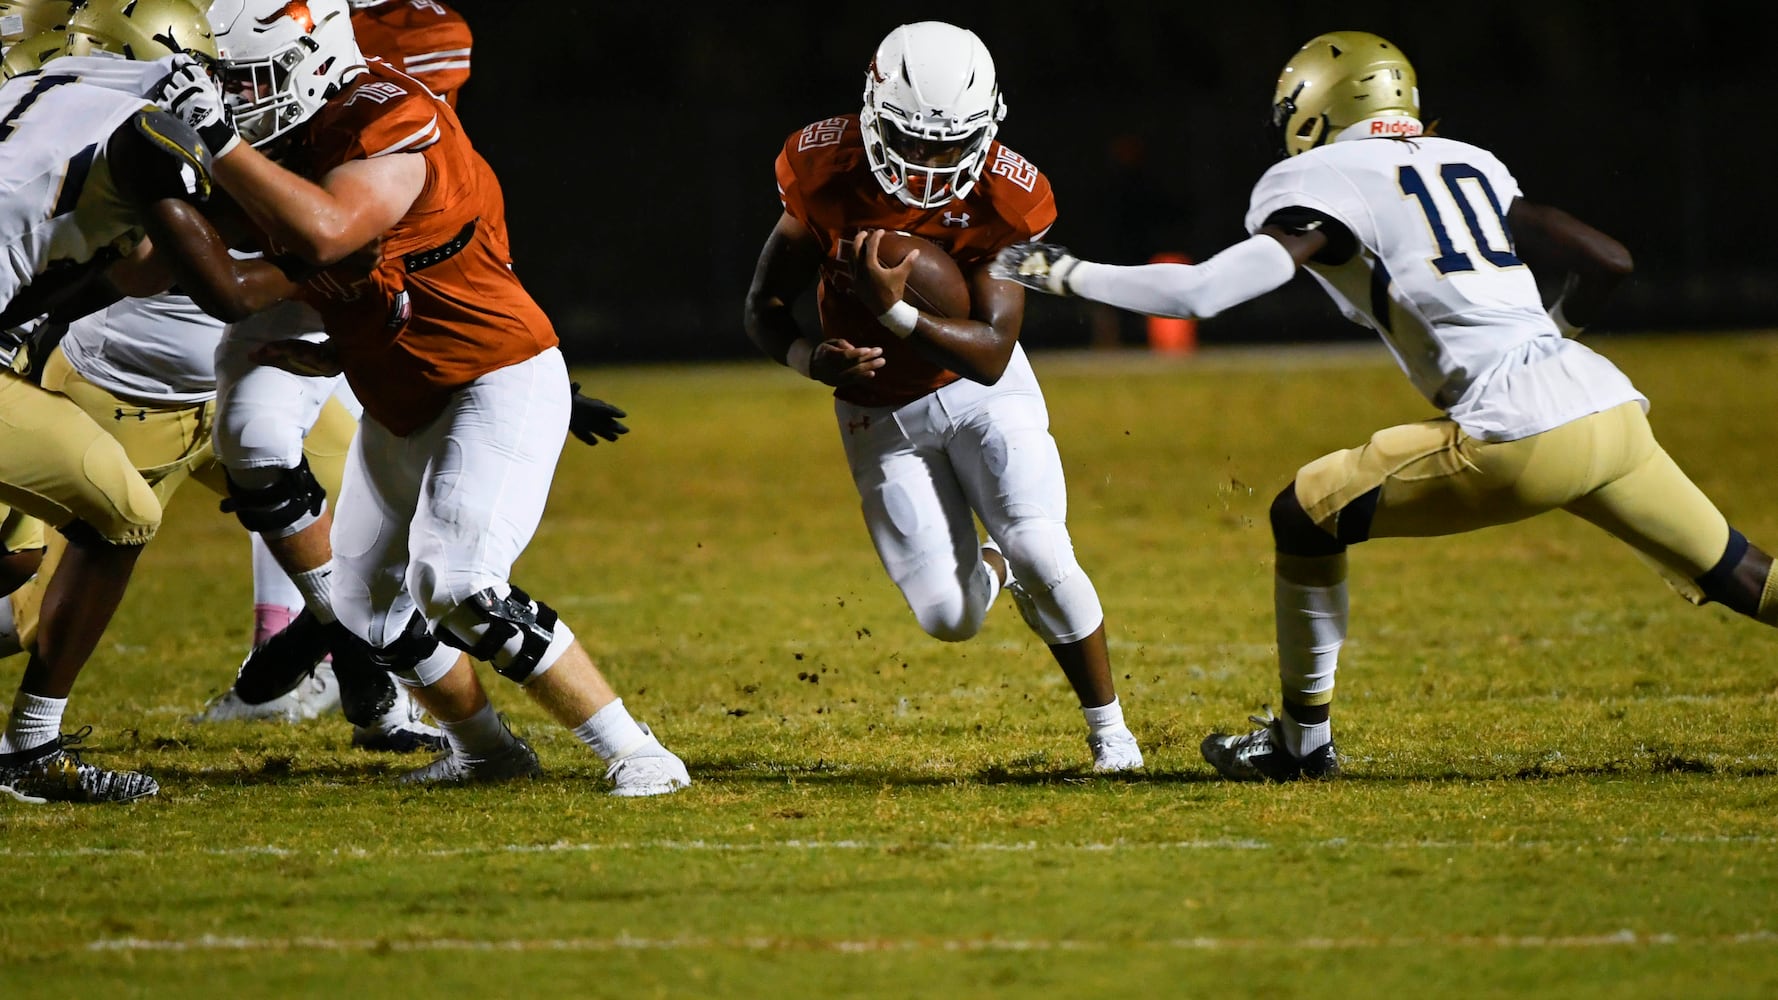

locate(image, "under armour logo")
[[846, 414, 872, 434], [942, 211, 971, 228], [115, 408, 147, 422]]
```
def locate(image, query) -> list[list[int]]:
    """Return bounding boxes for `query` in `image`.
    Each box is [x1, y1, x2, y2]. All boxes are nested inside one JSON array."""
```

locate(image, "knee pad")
[[1009, 571, 1103, 646], [438, 585, 572, 684], [911, 601, 983, 643], [220, 458, 327, 538], [997, 521, 1100, 644], [1271, 484, 1361, 557]]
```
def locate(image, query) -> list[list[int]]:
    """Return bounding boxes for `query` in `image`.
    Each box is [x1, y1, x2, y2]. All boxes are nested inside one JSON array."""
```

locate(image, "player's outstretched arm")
[[1506, 198, 1633, 337], [850, 229, 1019, 386], [744, 213, 884, 386], [991, 232, 1310, 321]]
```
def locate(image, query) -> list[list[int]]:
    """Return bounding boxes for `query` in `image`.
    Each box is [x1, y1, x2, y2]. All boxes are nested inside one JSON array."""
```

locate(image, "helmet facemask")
[[860, 21, 1005, 210], [209, 0, 363, 148]]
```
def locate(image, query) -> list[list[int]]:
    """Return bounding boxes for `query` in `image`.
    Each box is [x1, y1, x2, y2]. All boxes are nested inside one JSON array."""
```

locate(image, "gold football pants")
[[1294, 401, 1729, 599]]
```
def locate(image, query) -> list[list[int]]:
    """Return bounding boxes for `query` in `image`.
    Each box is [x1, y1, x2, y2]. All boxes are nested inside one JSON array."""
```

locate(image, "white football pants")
[[213, 300, 342, 473], [328, 347, 570, 647], [835, 344, 1103, 646]]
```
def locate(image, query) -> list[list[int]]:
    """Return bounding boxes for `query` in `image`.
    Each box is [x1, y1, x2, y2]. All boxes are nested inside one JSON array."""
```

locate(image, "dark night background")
[[434, 2, 1775, 364]]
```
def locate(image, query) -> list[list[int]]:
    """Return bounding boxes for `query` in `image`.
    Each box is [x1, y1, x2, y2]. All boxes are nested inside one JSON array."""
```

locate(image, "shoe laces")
[[38, 725, 95, 767]]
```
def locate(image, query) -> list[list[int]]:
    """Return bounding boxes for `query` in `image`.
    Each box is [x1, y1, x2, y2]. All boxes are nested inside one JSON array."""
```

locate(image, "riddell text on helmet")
[[1370, 118, 1423, 137]]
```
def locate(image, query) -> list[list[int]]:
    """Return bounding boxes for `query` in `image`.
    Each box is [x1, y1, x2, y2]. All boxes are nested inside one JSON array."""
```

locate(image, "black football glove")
[[989, 240, 1080, 296], [569, 382, 629, 445]]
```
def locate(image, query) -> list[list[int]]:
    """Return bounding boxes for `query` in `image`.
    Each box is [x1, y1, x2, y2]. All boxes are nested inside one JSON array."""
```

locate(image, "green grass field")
[[2, 332, 1776, 998]]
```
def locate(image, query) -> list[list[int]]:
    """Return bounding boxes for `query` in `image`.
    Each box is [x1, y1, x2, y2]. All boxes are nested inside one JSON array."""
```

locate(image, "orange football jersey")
[[774, 113, 1057, 408], [286, 60, 556, 436], [350, 0, 472, 108]]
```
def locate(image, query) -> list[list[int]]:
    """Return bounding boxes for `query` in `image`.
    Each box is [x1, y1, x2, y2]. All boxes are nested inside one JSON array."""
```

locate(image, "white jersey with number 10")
[[1245, 133, 1644, 442]]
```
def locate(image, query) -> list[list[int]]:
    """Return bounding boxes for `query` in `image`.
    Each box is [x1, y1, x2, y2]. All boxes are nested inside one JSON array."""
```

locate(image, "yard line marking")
[[86, 929, 1778, 954], [6, 834, 1776, 861]]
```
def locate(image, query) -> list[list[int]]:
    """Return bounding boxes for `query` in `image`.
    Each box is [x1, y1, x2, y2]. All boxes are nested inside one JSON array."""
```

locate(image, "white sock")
[[1275, 566, 1346, 716], [1081, 696, 1128, 737], [0, 692, 66, 755], [572, 698, 649, 763], [438, 702, 515, 761], [1279, 705, 1332, 758], [0, 595, 20, 659], [290, 563, 338, 624]]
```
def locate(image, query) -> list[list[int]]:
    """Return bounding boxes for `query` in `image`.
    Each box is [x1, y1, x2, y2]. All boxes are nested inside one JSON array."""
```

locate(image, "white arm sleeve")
[[1067, 234, 1299, 320]]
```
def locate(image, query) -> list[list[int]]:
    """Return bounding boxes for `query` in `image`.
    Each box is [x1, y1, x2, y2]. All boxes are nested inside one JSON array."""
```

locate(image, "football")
[[873, 231, 971, 318]]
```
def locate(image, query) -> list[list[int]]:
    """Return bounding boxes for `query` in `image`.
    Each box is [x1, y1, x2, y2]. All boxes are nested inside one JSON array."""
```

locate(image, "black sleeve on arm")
[[104, 108, 214, 206], [1262, 206, 1358, 265]]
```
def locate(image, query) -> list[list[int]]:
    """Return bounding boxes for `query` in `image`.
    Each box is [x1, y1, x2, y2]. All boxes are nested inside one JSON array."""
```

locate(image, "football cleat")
[[231, 609, 334, 707], [189, 663, 340, 724], [398, 733, 541, 786], [1200, 710, 1340, 783], [1088, 727, 1145, 773], [0, 727, 159, 804], [351, 684, 447, 753], [604, 724, 691, 798]]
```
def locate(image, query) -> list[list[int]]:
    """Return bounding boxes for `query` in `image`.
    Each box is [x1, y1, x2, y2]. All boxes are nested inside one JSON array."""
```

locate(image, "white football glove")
[[990, 240, 1081, 296], [151, 56, 241, 157]]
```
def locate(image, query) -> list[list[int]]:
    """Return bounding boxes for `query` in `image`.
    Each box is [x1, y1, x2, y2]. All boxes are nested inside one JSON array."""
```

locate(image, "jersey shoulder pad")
[[977, 142, 1055, 236], [105, 107, 212, 204], [304, 69, 442, 166], [1245, 156, 1353, 236]]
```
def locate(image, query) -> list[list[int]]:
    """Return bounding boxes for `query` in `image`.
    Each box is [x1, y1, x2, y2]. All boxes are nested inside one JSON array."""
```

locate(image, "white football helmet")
[[207, 0, 364, 147], [860, 21, 1005, 209]]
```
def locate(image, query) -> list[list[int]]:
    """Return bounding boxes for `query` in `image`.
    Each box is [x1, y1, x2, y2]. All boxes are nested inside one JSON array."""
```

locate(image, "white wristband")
[[785, 338, 814, 378], [877, 300, 920, 338]]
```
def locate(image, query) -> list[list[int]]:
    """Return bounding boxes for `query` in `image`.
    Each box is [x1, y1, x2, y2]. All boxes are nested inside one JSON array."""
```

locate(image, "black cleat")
[[1200, 710, 1340, 783], [232, 609, 333, 705]]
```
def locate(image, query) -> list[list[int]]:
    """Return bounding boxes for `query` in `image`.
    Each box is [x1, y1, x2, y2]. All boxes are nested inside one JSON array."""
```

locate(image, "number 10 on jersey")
[[1399, 163, 1521, 275]]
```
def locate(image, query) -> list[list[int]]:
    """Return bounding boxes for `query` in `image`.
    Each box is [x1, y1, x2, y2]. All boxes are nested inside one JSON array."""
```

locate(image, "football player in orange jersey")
[[150, 0, 685, 794], [208, 0, 478, 737], [348, 0, 470, 107], [743, 21, 1143, 772]]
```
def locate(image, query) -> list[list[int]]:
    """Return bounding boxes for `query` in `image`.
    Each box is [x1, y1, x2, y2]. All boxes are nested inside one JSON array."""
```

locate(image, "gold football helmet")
[[0, 25, 67, 77], [1271, 30, 1419, 157], [64, 0, 214, 62], [0, 0, 81, 45]]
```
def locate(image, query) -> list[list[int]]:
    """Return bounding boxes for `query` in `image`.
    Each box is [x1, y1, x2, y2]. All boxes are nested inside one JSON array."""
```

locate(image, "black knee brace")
[[438, 585, 560, 684], [220, 458, 326, 535], [325, 617, 439, 727], [1270, 483, 1381, 557]]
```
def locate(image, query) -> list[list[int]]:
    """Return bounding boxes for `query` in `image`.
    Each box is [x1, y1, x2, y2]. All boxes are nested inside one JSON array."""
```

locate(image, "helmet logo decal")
[[256, 1, 316, 33]]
